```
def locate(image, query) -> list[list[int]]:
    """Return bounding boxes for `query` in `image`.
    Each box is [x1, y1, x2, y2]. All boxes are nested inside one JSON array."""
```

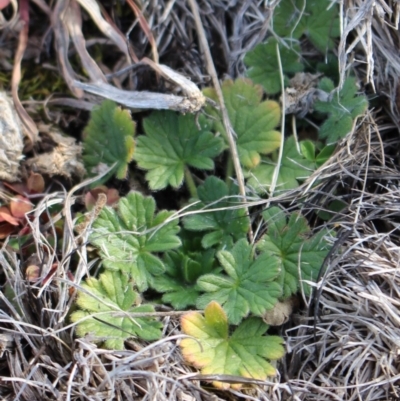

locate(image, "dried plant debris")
[[0, 92, 24, 182], [25, 129, 85, 178], [262, 297, 295, 327], [282, 72, 323, 116]]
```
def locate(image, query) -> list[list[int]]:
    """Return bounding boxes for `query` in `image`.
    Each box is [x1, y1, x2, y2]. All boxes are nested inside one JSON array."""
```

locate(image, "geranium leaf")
[[180, 301, 285, 389], [258, 207, 332, 298], [71, 270, 162, 350], [152, 248, 217, 309], [203, 79, 281, 168], [273, 0, 340, 53], [133, 111, 224, 190], [183, 177, 250, 249], [244, 38, 303, 95], [247, 136, 316, 193], [89, 191, 181, 292], [196, 239, 282, 324], [300, 140, 315, 161], [315, 144, 336, 167], [315, 77, 368, 143], [83, 100, 135, 184]]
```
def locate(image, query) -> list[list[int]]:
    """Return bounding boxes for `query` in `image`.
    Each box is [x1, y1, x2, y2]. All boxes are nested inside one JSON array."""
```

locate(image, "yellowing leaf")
[[83, 100, 136, 184], [180, 301, 285, 389], [204, 79, 281, 169], [71, 270, 162, 350], [247, 136, 316, 193], [90, 191, 181, 292]]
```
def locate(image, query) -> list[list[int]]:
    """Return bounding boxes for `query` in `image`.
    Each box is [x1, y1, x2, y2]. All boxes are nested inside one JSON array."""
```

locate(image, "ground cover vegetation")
[[1, 0, 398, 399], [71, 0, 366, 388]]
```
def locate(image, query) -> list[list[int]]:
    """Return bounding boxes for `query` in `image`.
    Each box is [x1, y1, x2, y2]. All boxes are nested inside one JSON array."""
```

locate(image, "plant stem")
[[188, 0, 253, 243], [184, 167, 197, 198]]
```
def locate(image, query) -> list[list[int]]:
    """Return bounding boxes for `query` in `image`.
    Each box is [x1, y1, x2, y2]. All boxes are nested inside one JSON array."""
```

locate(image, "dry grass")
[[1, 0, 400, 400]]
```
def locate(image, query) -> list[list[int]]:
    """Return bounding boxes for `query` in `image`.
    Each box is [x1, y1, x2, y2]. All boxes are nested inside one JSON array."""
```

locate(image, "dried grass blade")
[[51, 0, 84, 98], [187, 0, 253, 242], [126, 0, 158, 63], [11, 0, 39, 148], [75, 0, 129, 58], [66, 0, 107, 83]]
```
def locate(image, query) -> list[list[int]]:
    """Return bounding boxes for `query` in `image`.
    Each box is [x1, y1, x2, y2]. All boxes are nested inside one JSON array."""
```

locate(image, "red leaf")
[[27, 172, 45, 193], [3, 181, 27, 196], [67, 271, 76, 296], [0, 207, 20, 225], [0, 0, 11, 10], [42, 263, 58, 286], [10, 195, 33, 218], [106, 188, 120, 206], [19, 225, 31, 235], [84, 191, 98, 211], [85, 186, 119, 210], [0, 223, 17, 239]]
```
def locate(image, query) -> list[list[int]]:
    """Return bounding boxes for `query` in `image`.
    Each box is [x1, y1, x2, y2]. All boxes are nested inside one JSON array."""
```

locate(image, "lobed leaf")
[[71, 270, 162, 350], [315, 77, 368, 143], [133, 111, 225, 190], [196, 239, 282, 324], [180, 301, 285, 389], [273, 0, 340, 53], [83, 100, 136, 184], [300, 141, 336, 168], [90, 191, 181, 292], [152, 248, 217, 309], [247, 136, 316, 193], [244, 38, 303, 95], [204, 79, 281, 168], [183, 177, 250, 249], [258, 207, 332, 298]]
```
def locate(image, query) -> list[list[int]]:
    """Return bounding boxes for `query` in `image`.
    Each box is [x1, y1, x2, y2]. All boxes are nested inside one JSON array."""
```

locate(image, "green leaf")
[[71, 270, 162, 350], [244, 38, 303, 95], [247, 136, 315, 193], [152, 248, 217, 309], [83, 100, 135, 184], [196, 239, 282, 324], [273, 0, 340, 53], [316, 54, 339, 82], [317, 199, 347, 221], [258, 207, 331, 298], [133, 111, 224, 190], [180, 301, 285, 389], [300, 140, 315, 161], [204, 79, 281, 168], [315, 77, 368, 143], [318, 77, 335, 93], [316, 144, 336, 167], [300, 141, 335, 167], [183, 177, 250, 249], [90, 191, 181, 292]]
